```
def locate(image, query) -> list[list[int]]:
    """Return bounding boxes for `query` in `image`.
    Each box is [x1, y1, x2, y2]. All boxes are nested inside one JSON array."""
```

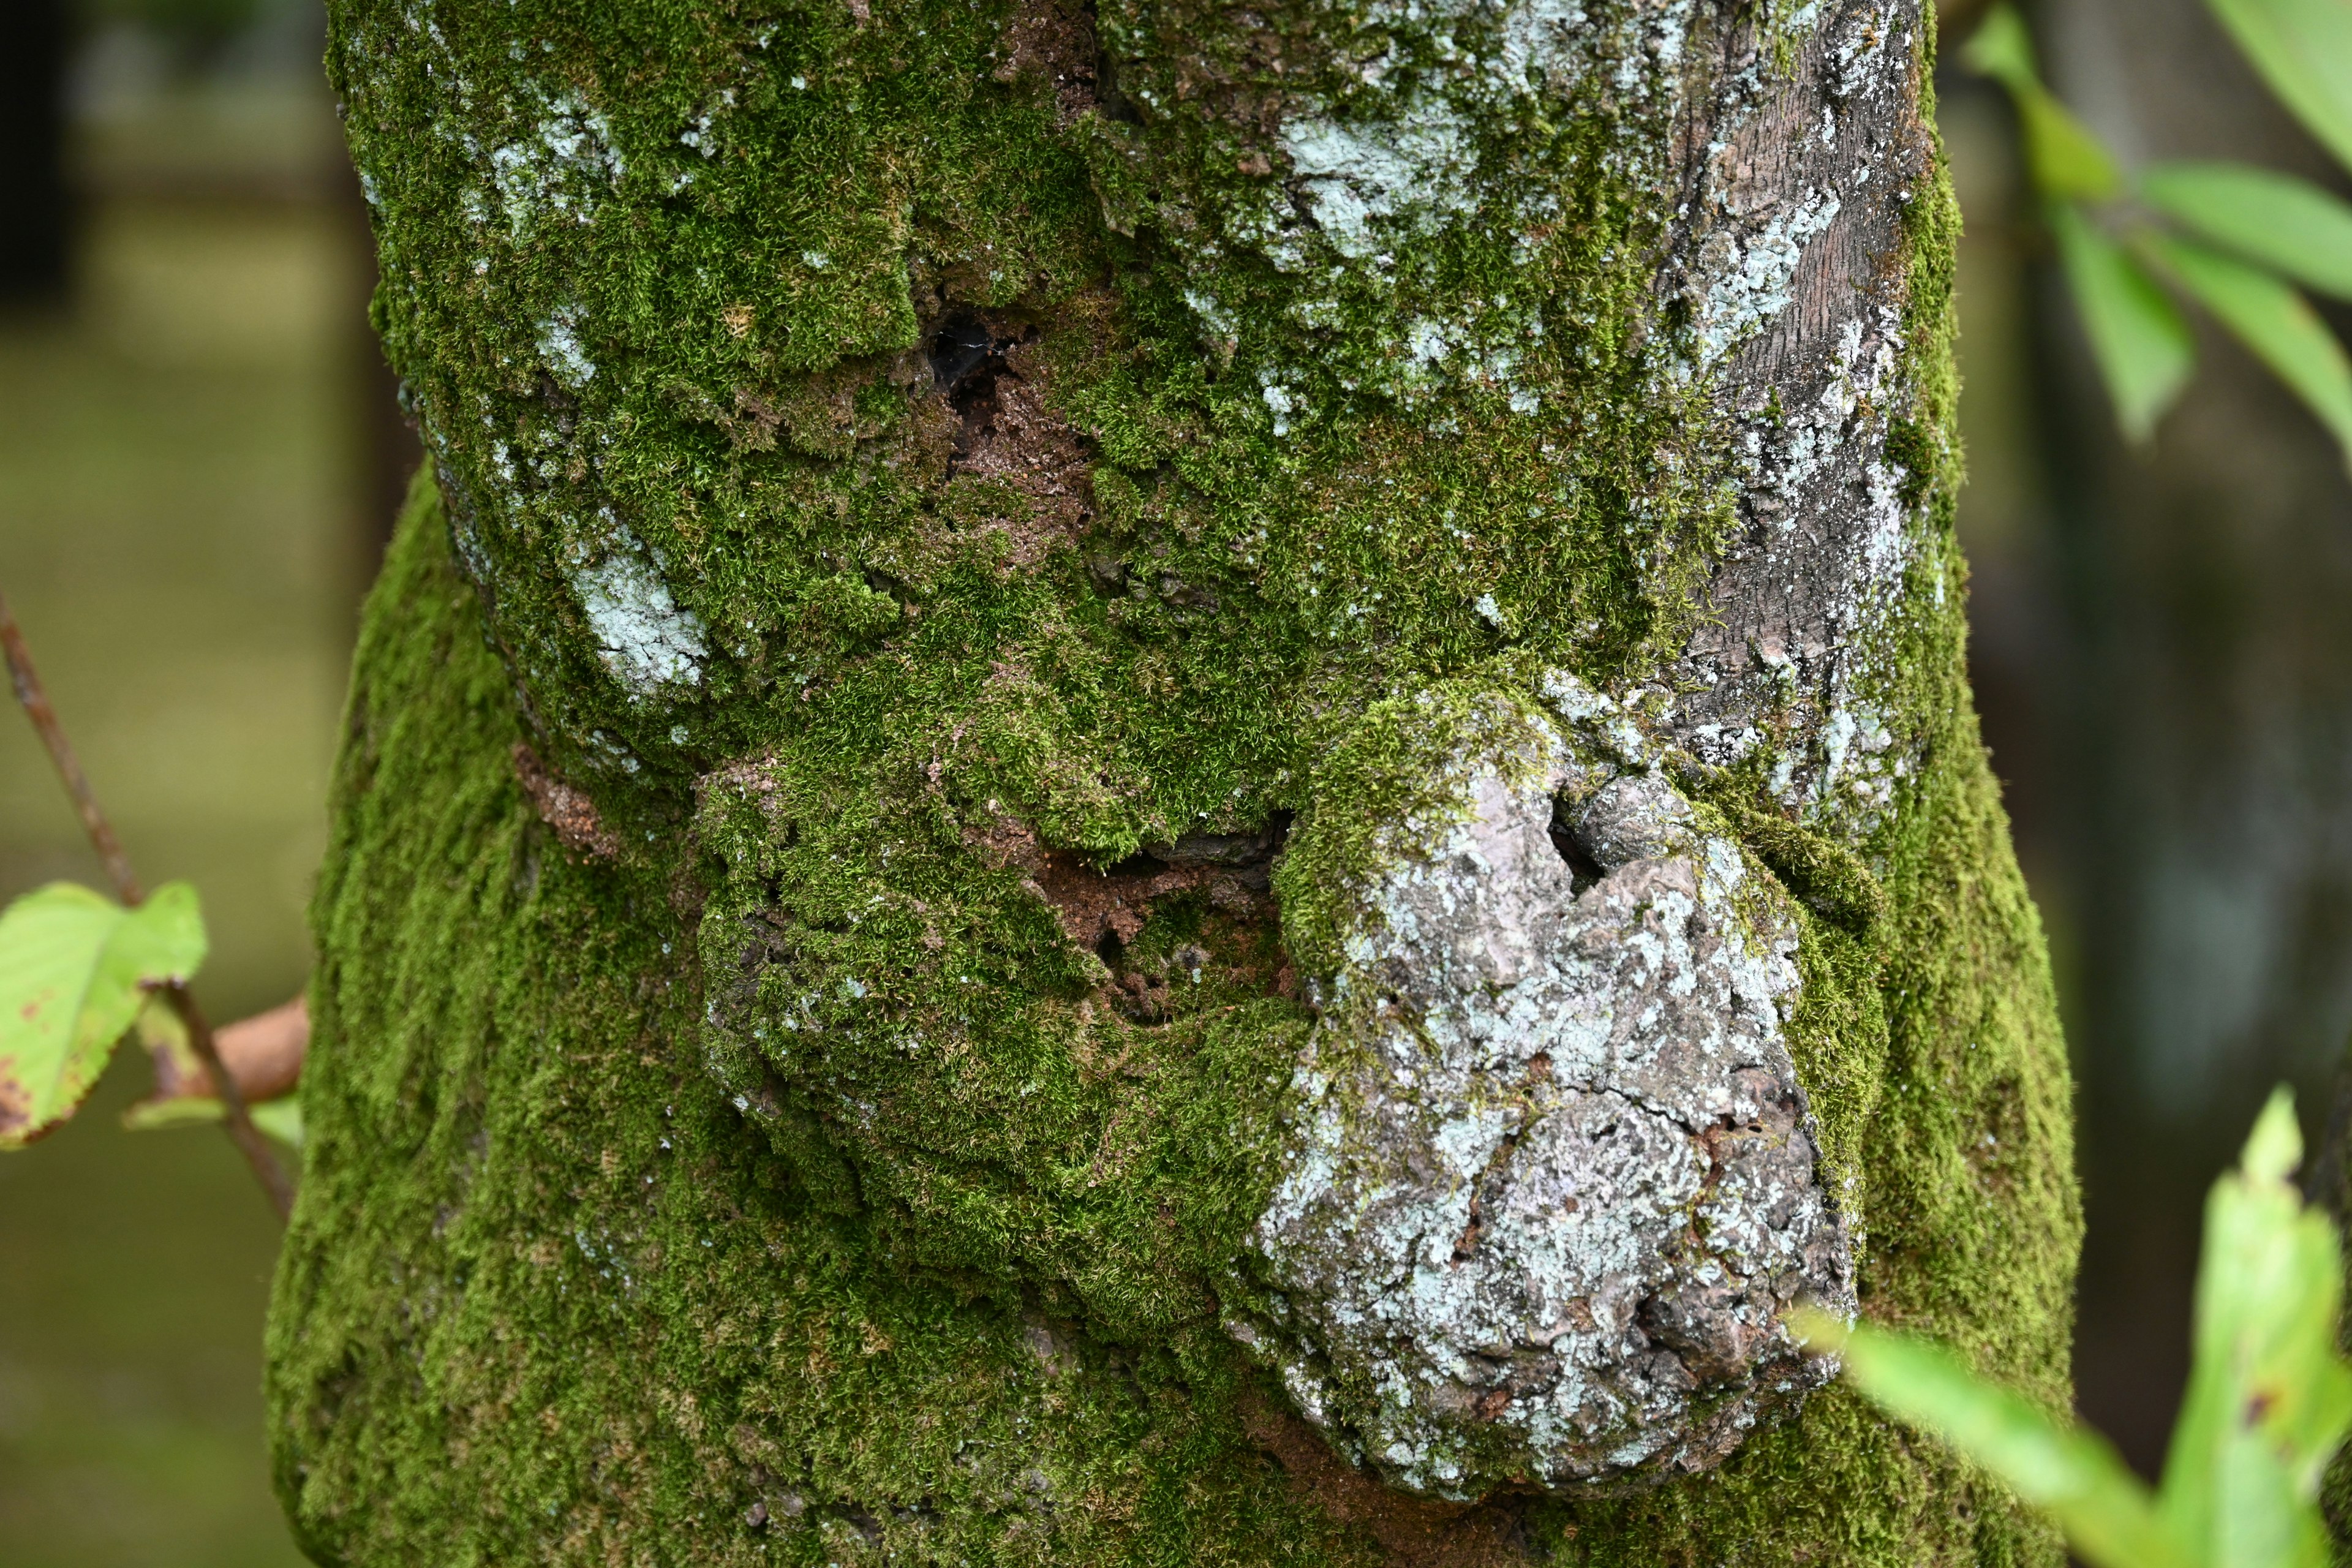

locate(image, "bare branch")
[[0, 588, 294, 1221]]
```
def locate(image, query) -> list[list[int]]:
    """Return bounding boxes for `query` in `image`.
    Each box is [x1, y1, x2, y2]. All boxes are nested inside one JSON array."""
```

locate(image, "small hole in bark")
[[1102, 850, 1164, 878], [929, 311, 996, 393], [929, 311, 1039, 466], [1548, 797, 1605, 893]]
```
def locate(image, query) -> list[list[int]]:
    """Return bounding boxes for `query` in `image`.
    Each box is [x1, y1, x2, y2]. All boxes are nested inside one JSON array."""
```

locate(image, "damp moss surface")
[[270, 0, 2082, 1561]]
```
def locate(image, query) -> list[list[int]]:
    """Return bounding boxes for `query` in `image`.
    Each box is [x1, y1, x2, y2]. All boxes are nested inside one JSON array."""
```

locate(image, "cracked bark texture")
[[1235, 692, 1853, 1496], [270, 0, 2078, 1562]]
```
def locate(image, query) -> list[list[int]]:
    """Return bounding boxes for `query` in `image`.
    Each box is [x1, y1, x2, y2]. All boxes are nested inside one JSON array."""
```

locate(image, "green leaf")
[[1796, 1310, 2192, 1568], [1815, 1090, 2352, 1568], [2159, 1088, 2352, 1568], [124, 1091, 303, 1147], [1961, 3, 2043, 88], [2051, 205, 2197, 442], [1966, 7, 2123, 199], [2207, 0, 2352, 178], [2019, 94, 2126, 202], [2150, 233, 2352, 468], [0, 881, 208, 1149], [251, 1097, 303, 1147], [2241, 1088, 2305, 1185], [2144, 161, 2352, 300]]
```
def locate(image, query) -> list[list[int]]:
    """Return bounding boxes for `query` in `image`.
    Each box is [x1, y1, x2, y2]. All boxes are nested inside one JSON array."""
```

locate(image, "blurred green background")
[[1, 0, 2350, 1561], [0, 1, 377, 1562]]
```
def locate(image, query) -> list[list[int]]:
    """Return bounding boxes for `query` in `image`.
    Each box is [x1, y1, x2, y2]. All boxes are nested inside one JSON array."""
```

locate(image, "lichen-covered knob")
[[1233, 685, 1855, 1499]]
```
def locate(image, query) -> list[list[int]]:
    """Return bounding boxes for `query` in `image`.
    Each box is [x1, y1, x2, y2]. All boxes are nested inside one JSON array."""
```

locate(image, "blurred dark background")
[[0, 0, 2344, 1558]]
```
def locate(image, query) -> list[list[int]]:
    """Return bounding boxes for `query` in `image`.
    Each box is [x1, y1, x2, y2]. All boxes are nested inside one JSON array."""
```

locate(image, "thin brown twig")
[[0, 595, 141, 903], [0, 589, 293, 1221]]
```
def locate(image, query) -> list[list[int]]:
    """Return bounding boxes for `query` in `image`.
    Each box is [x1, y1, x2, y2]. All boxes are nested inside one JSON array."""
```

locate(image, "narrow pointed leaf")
[[1966, 7, 2123, 198], [1961, 4, 2043, 89], [2051, 205, 2196, 442], [2144, 161, 2352, 299], [2160, 1088, 2352, 1567], [251, 1097, 302, 1147], [1796, 1312, 2192, 1568], [2151, 233, 2352, 468], [124, 1091, 304, 1147], [0, 881, 208, 1148], [2207, 0, 2352, 178]]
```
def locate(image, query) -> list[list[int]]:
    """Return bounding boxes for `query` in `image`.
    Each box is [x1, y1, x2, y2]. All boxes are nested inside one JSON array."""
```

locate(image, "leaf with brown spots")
[[0, 881, 207, 1149]]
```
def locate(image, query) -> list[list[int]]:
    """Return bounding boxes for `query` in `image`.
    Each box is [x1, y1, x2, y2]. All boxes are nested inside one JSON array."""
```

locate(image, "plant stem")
[[0, 594, 140, 901], [0, 589, 294, 1221]]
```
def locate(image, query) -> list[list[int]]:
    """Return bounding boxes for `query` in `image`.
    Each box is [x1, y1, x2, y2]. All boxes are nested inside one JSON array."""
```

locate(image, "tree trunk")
[[270, 0, 2078, 1561]]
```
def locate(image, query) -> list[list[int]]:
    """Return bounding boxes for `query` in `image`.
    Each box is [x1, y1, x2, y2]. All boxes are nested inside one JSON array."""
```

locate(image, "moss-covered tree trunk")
[[269, 0, 2079, 1561]]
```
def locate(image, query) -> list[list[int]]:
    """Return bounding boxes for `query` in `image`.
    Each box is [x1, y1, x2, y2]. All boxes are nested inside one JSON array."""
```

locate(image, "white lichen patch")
[[1240, 697, 1852, 1497], [537, 308, 597, 389], [1177, 0, 1714, 417], [573, 539, 708, 699], [1280, 108, 1479, 261], [488, 90, 625, 236], [1687, 187, 1842, 365]]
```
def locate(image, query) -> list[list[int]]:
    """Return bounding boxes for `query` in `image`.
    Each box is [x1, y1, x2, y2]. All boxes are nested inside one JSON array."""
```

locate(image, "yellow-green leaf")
[[1966, 7, 2123, 199], [123, 1091, 303, 1147], [0, 881, 208, 1148], [1796, 1311, 2191, 1568], [2159, 1089, 2352, 1568], [2150, 233, 2352, 469], [2052, 206, 2196, 442], [2207, 0, 2352, 178], [2144, 160, 2352, 299]]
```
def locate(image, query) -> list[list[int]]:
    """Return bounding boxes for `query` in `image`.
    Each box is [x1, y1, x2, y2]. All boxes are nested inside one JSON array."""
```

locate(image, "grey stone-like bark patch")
[[1235, 707, 1852, 1498]]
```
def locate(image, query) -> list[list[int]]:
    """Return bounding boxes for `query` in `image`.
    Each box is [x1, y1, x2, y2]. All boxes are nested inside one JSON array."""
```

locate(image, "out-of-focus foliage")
[[2207, 0, 2352, 173], [1801, 1088, 2352, 1568], [2048, 204, 2196, 442], [75, 0, 299, 59], [1970, 2, 2352, 470], [2143, 163, 2352, 298]]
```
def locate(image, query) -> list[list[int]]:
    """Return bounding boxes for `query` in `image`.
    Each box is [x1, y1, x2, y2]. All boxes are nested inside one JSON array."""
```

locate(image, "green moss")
[[1268, 676, 1564, 974], [274, 478, 1377, 1565], [277, 0, 2080, 1561]]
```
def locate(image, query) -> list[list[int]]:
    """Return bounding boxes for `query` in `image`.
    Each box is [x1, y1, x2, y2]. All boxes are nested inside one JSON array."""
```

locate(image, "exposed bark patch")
[[514, 743, 620, 859], [990, 0, 1098, 123], [1238, 1389, 1536, 1567], [965, 809, 1281, 949], [1659, 1, 1944, 829], [929, 311, 1099, 568]]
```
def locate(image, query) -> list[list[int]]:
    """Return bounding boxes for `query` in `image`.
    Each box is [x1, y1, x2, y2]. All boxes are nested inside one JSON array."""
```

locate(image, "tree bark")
[[270, 0, 2078, 1561]]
